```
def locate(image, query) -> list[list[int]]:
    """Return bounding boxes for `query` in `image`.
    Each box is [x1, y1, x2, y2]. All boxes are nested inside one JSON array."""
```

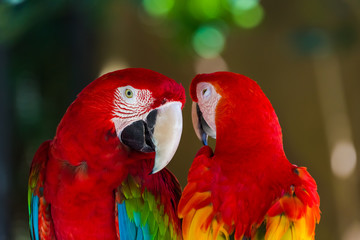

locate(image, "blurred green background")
[[1, 0, 360, 239]]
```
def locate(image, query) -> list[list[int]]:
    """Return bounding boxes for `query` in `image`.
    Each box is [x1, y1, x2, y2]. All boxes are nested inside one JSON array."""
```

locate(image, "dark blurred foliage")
[[1, 0, 360, 239]]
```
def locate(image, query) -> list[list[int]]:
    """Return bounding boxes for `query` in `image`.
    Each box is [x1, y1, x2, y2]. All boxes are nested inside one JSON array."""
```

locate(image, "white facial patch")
[[112, 86, 153, 136], [196, 82, 221, 138]]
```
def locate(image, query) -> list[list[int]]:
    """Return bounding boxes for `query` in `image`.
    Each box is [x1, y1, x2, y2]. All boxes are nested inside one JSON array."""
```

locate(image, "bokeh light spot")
[[342, 221, 360, 240], [188, 0, 222, 20], [99, 58, 129, 77], [5, 0, 25, 5], [331, 140, 357, 179], [143, 0, 175, 17], [233, 4, 264, 29], [192, 25, 225, 59], [230, 0, 259, 11], [194, 56, 228, 73]]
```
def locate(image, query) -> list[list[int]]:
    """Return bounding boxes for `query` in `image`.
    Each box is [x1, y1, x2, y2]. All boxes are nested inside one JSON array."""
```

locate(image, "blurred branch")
[[0, 45, 11, 239], [68, 1, 99, 96], [313, 50, 360, 239]]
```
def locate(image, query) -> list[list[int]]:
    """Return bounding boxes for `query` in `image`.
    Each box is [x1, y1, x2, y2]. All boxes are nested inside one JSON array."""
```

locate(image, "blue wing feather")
[[31, 194, 40, 240], [118, 202, 137, 240], [29, 195, 34, 240], [28, 140, 54, 239], [141, 223, 151, 240], [115, 172, 182, 240], [117, 200, 153, 240], [133, 212, 141, 227], [136, 226, 143, 240]]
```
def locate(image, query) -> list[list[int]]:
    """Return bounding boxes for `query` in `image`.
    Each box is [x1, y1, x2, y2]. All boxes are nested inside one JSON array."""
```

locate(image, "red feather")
[[29, 68, 185, 239], [179, 72, 320, 239]]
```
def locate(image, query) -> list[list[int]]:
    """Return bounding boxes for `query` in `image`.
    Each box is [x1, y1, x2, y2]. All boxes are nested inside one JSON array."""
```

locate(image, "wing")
[[28, 140, 55, 240], [178, 146, 230, 240], [115, 168, 182, 240], [253, 167, 321, 240]]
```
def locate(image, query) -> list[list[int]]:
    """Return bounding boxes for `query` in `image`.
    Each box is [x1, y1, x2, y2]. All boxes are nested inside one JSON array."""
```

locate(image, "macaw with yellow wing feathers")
[[178, 72, 320, 240], [28, 68, 185, 240]]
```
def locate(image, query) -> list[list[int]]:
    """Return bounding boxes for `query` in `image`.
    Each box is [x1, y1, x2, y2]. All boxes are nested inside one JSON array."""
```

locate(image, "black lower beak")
[[121, 110, 158, 152], [196, 104, 210, 146]]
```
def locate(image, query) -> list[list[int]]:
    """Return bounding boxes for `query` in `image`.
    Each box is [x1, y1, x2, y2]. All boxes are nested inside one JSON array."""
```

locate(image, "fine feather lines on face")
[[196, 82, 221, 134], [112, 86, 153, 120]]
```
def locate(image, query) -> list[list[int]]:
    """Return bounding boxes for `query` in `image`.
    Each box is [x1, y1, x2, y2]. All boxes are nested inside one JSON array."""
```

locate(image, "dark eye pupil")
[[125, 90, 132, 97]]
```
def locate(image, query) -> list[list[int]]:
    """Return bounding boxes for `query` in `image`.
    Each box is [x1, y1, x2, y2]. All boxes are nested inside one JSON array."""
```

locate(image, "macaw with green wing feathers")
[[178, 72, 320, 240], [28, 68, 185, 240]]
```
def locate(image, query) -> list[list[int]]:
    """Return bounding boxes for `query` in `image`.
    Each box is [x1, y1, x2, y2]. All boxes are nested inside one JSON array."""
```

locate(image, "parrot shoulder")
[[178, 146, 229, 240], [115, 168, 182, 240], [253, 166, 321, 240], [28, 140, 56, 240], [178, 145, 214, 218]]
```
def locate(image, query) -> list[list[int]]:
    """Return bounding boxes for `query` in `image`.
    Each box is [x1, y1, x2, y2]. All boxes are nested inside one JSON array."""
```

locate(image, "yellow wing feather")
[[260, 196, 320, 240], [182, 204, 231, 240]]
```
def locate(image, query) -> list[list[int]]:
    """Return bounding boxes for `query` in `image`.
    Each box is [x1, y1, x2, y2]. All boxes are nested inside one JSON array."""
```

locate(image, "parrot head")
[[190, 71, 283, 152], [54, 68, 185, 175]]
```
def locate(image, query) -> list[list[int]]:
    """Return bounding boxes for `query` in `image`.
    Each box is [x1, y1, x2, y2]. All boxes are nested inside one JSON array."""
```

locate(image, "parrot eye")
[[197, 82, 214, 101], [202, 87, 211, 98], [125, 89, 133, 98], [116, 85, 138, 104]]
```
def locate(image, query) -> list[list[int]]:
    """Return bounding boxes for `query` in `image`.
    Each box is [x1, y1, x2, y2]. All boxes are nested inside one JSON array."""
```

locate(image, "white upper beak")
[[151, 102, 183, 174]]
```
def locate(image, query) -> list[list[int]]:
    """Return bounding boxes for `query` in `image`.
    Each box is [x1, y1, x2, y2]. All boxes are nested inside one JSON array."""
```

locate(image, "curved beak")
[[191, 102, 215, 146], [121, 102, 183, 174]]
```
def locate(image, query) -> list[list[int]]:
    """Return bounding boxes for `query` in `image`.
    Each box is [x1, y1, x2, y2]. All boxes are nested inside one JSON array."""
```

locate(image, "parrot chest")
[[215, 174, 275, 224], [50, 191, 118, 240], [44, 162, 122, 240], [179, 149, 292, 239], [209, 162, 287, 237]]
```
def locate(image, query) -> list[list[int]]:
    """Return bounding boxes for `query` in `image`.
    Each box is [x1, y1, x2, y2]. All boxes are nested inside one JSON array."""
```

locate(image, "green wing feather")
[[115, 171, 182, 240], [28, 140, 55, 240]]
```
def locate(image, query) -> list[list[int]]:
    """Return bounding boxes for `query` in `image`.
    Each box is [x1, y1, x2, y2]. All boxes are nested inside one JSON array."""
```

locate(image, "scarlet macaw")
[[178, 72, 320, 240], [28, 68, 185, 239]]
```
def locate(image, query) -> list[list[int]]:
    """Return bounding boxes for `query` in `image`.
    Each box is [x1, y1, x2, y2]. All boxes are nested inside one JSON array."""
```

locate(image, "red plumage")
[[28, 68, 185, 239], [179, 72, 320, 239]]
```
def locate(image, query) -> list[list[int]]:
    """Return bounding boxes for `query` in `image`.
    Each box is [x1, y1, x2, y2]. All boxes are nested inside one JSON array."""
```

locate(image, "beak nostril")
[[162, 99, 167, 105]]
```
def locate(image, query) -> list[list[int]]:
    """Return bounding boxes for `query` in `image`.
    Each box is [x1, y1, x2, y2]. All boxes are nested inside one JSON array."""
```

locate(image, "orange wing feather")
[[253, 167, 320, 240], [179, 153, 320, 240]]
